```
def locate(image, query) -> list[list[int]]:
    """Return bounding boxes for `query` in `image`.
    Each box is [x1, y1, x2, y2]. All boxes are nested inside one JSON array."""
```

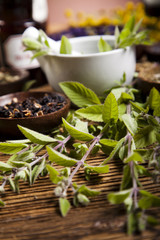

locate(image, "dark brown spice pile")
[[0, 94, 66, 118]]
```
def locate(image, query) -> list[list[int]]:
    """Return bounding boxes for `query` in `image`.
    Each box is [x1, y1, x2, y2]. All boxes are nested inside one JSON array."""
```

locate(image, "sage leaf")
[[122, 114, 137, 135], [124, 152, 144, 163], [59, 197, 71, 217], [102, 137, 125, 165], [108, 189, 132, 204], [148, 87, 160, 110], [134, 126, 157, 148], [139, 190, 160, 209], [77, 185, 100, 197], [22, 38, 43, 50], [76, 105, 103, 122], [62, 118, 94, 141], [0, 199, 5, 207], [75, 119, 89, 133], [0, 142, 28, 154], [47, 146, 77, 167], [84, 164, 109, 174], [102, 92, 118, 124], [77, 193, 90, 206], [46, 164, 62, 184], [98, 37, 112, 52], [18, 125, 57, 145], [59, 82, 101, 107], [60, 36, 72, 54], [0, 162, 13, 171], [32, 159, 45, 183]]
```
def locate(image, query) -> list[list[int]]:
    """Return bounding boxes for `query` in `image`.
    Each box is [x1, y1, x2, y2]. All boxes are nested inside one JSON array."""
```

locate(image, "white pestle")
[[22, 26, 80, 56]]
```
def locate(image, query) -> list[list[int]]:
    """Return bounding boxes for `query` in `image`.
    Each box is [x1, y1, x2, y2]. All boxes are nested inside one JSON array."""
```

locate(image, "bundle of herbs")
[[0, 79, 160, 235]]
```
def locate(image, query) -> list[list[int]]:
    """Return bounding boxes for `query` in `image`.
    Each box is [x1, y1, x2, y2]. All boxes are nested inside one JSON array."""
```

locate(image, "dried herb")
[[0, 80, 160, 235]]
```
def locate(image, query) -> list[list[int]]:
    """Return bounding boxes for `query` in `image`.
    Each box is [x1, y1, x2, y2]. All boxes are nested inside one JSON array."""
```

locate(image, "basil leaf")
[[47, 146, 77, 167], [0, 142, 28, 154], [76, 105, 103, 122], [98, 37, 112, 52], [60, 36, 72, 54], [102, 92, 118, 124], [62, 118, 94, 141], [18, 125, 57, 145], [59, 82, 101, 107], [59, 198, 71, 217]]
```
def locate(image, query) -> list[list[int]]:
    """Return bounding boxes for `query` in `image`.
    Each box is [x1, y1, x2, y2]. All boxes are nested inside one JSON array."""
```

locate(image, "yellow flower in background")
[[64, 2, 160, 41]]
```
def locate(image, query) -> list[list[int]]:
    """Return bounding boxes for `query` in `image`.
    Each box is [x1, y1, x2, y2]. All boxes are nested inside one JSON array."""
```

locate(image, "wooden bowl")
[[0, 67, 29, 96], [0, 91, 70, 139], [136, 62, 160, 95]]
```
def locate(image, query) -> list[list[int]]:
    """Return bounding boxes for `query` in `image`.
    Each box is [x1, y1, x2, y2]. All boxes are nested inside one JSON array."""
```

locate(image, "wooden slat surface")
[[0, 151, 160, 240], [0, 85, 160, 239]]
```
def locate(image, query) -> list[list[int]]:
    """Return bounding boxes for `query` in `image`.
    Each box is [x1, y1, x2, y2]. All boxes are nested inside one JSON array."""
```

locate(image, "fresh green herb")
[[0, 80, 160, 236]]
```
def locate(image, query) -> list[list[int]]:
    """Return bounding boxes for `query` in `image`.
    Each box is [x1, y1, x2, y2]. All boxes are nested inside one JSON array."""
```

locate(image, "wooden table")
[[0, 85, 160, 240]]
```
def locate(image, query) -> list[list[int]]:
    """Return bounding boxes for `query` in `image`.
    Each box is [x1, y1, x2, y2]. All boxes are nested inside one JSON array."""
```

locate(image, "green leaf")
[[8, 177, 16, 192], [22, 80, 36, 91], [102, 92, 118, 124], [139, 190, 160, 209], [108, 189, 132, 204], [98, 37, 112, 52], [0, 142, 28, 154], [31, 50, 49, 60], [100, 139, 118, 147], [120, 165, 132, 190], [0, 162, 13, 171], [135, 165, 151, 177], [134, 126, 157, 148], [59, 81, 101, 107], [60, 36, 72, 54], [124, 152, 144, 163], [0, 199, 5, 207], [59, 197, 71, 217], [46, 164, 62, 184], [22, 38, 43, 50], [76, 105, 103, 122], [62, 118, 94, 141], [84, 164, 109, 174], [148, 87, 160, 110], [111, 87, 127, 100], [47, 146, 77, 167], [130, 101, 146, 113], [121, 114, 137, 135], [102, 137, 125, 165], [75, 119, 89, 133], [18, 125, 57, 145], [77, 185, 100, 197], [32, 159, 45, 183], [77, 193, 90, 206]]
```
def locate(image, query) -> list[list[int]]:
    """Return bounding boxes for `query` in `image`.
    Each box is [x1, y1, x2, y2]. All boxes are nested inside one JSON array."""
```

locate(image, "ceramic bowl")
[[0, 91, 70, 139], [0, 67, 29, 96], [38, 35, 136, 95]]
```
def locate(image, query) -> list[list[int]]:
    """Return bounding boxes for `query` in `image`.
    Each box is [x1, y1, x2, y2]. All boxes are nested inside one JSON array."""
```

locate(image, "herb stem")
[[64, 133, 103, 194]]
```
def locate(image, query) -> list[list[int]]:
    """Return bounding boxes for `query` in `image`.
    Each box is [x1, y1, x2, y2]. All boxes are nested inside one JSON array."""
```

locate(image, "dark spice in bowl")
[[0, 91, 70, 139], [0, 93, 66, 118]]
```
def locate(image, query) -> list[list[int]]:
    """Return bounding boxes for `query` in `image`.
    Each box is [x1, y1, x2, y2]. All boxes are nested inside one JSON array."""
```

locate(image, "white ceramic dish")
[[38, 35, 136, 95]]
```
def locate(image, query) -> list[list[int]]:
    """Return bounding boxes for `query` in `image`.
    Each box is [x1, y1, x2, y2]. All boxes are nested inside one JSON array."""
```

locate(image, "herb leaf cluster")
[[0, 81, 160, 235], [22, 16, 150, 57]]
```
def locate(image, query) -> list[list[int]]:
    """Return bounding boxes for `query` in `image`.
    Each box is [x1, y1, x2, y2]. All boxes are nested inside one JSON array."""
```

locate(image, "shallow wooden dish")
[[0, 67, 29, 96], [0, 91, 70, 139], [136, 62, 160, 95]]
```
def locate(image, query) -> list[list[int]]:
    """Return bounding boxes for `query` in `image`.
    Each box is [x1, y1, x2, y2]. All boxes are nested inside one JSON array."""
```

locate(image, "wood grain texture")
[[0, 151, 160, 240]]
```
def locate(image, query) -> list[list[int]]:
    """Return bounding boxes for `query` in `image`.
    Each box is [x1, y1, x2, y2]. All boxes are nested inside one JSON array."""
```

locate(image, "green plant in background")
[[0, 80, 160, 235], [22, 16, 150, 57]]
